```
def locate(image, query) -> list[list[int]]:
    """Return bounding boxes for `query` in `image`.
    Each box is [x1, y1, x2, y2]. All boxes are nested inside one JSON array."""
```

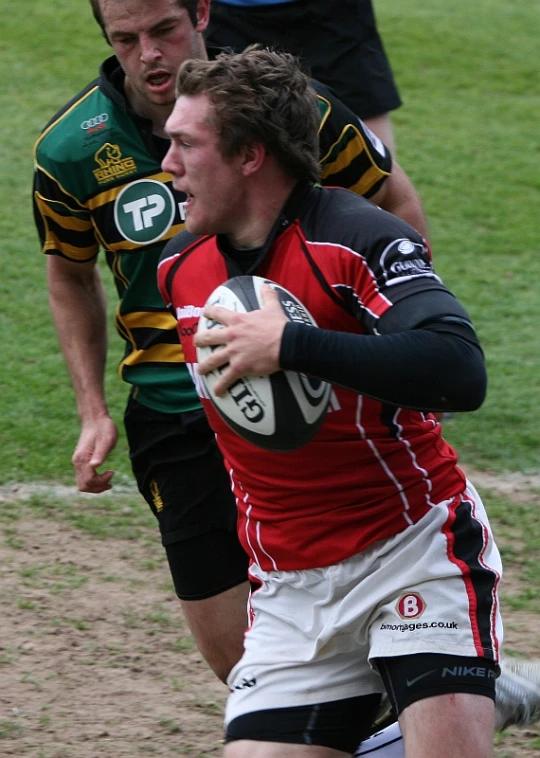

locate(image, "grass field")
[[1, 0, 538, 580], [1, 0, 538, 566], [2, 0, 539, 483], [381, 0, 540, 471], [0, 1, 539, 756]]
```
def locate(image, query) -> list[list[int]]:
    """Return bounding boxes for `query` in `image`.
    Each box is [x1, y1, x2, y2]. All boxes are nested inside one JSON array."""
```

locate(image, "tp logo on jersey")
[[115, 179, 176, 244], [396, 592, 426, 619], [379, 238, 438, 286]]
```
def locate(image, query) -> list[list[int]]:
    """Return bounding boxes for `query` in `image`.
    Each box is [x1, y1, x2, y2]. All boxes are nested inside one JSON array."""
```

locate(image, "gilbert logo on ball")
[[196, 276, 331, 452]]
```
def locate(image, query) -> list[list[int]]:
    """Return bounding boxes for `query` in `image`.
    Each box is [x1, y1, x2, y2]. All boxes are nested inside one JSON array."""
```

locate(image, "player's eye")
[[115, 35, 136, 46], [156, 24, 176, 37]]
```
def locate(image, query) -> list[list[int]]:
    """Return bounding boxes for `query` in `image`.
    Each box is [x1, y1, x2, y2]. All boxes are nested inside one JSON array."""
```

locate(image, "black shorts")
[[205, 0, 402, 118], [226, 654, 498, 749], [124, 396, 249, 600]]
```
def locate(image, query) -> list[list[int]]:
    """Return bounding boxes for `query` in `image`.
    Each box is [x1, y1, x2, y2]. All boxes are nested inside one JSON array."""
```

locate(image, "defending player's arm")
[[34, 163, 118, 493], [46, 256, 118, 492], [370, 160, 429, 242]]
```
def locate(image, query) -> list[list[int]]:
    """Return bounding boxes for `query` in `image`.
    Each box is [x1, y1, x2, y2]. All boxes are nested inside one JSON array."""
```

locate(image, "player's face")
[[100, 0, 209, 110], [163, 94, 249, 237]]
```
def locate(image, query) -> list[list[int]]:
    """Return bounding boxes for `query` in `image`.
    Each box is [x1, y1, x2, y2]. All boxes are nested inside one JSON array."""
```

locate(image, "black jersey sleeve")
[[33, 165, 99, 262], [312, 79, 392, 198], [279, 290, 486, 413]]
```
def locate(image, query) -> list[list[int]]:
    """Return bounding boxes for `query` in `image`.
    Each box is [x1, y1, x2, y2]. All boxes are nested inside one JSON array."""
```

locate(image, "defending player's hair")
[[175, 46, 321, 184], [88, 0, 200, 41]]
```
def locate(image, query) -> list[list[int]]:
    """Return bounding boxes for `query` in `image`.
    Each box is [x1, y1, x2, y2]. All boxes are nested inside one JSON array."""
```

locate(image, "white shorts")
[[225, 482, 502, 726]]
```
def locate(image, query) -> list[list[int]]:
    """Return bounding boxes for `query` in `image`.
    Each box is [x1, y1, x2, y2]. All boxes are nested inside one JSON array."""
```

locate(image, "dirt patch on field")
[[461, 467, 540, 505], [0, 475, 538, 757]]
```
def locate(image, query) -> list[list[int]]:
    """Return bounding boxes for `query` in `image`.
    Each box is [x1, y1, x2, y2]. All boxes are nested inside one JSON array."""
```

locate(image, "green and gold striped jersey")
[[33, 55, 391, 414]]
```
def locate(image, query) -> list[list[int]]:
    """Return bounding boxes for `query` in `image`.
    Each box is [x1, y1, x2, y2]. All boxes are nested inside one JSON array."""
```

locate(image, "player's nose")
[[139, 33, 161, 64], [162, 145, 184, 180]]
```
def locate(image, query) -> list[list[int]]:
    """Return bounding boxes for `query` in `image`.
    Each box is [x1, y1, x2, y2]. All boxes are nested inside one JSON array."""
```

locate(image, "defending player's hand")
[[72, 415, 118, 493], [195, 285, 287, 396]]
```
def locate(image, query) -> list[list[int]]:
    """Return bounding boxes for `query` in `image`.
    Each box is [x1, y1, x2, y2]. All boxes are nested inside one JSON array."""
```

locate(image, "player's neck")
[[124, 80, 174, 139], [228, 181, 296, 250]]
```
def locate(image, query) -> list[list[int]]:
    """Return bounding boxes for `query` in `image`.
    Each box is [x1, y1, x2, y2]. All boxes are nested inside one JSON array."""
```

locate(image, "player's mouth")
[[145, 70, 173, 94]]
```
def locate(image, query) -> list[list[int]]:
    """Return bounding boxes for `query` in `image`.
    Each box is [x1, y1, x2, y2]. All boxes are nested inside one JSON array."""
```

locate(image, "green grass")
[[1, 0, 539, 484], [0, 490, 155, 540], [1, 0, 128, 485], [480, 491, 540, 613], [376, 0, 540, 472], [0, 720, 24, 739], [0, 1, 534, 662]]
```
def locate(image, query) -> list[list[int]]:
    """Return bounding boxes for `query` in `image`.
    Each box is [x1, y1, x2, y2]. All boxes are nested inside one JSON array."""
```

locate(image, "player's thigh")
[[225, 563, 383, 750], [399, 692, 494, 758], [226, 695, 380, 754], [124, 398, 249, 599], [224, 742, 349, 758], [375, 651, 498, 719]]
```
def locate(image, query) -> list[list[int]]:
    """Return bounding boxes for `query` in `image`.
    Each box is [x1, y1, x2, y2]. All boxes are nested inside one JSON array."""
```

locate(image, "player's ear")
[[241, 143, 267, 177], [195, 0, 210, 32]]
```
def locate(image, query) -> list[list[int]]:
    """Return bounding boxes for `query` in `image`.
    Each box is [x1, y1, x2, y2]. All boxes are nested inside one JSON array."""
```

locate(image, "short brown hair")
[[88, 0, 199, 42], [175, 46, 321, 184]]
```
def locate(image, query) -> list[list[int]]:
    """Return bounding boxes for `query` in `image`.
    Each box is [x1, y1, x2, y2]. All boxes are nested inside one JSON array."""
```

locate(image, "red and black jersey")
[[158, 184, 467, 571]]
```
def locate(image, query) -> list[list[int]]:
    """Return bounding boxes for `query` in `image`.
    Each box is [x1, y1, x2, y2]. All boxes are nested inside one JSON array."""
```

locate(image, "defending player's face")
[[100, 0, 209, 109], [163, 93, 248, 237]]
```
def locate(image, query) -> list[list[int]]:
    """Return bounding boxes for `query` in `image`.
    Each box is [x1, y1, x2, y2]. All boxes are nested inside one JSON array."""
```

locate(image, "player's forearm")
[[47, 261, 110, 422], [279, 324, 486, 412]]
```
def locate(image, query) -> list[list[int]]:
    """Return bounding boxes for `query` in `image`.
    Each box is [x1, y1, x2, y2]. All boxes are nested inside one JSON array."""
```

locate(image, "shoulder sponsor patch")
[[379, 238, 438, 286], [359, 118, 386, 158]]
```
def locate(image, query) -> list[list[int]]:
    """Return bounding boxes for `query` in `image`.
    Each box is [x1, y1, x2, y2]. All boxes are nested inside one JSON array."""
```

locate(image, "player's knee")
[[180, 582, 249, 683]]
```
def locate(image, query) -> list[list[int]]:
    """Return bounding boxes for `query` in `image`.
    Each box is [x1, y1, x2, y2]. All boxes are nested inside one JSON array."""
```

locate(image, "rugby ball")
[[196, 276, 331, 452]]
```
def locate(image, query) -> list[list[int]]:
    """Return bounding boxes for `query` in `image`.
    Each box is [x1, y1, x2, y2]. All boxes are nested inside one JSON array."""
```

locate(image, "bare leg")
[[224, 742, 349, 758], [399, 693, 494, 758], [180, 580, 250, 683]]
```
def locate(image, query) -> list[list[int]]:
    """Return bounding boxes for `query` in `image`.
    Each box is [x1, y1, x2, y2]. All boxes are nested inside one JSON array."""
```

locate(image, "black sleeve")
[[279, 291, 487, 412], [312, 78, 392, 198]]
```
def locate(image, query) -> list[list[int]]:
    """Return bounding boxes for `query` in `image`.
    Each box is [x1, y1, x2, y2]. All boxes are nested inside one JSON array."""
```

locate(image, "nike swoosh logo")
[[406, 669, 437, 687]]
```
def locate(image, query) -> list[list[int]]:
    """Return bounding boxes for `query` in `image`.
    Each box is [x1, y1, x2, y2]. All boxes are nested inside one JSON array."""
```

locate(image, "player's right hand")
[[72, 416, 118, 493]]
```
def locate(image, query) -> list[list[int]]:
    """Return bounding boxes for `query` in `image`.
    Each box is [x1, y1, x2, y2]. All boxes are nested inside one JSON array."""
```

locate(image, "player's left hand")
[[195, 285, 287, 396]]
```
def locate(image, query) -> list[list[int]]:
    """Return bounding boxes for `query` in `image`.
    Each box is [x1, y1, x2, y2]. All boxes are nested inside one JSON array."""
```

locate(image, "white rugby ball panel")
[[195, 276, 330, 451], [206, 373, 277, 437], [284, 371, 332, 425], [201, 282, 251, 314]]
